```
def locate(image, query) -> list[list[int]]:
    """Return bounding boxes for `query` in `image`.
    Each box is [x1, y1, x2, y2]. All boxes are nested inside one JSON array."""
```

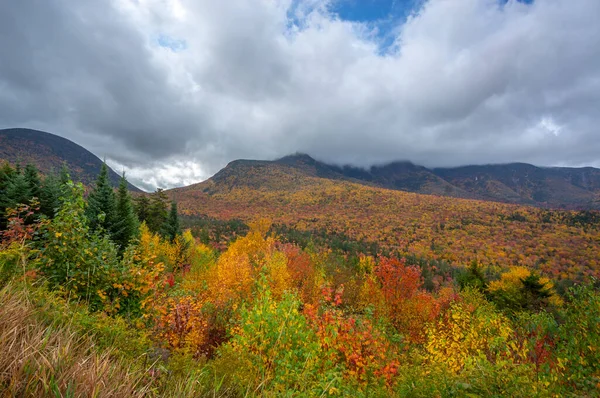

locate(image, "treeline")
[[0, 161, 181, 249]]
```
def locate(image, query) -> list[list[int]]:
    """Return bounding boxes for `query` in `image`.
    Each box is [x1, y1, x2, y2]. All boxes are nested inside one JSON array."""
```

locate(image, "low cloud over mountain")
[[1, 0, 599, 189]]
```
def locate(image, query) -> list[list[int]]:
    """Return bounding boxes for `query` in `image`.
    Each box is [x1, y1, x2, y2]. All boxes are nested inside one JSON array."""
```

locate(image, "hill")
[[0, 128, 141, 191], [170, 158, 600, 282]]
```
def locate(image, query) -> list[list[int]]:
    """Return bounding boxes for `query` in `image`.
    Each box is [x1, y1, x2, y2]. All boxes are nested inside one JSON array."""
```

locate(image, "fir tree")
[[6, 168, 32, 208], [113, 173, 139, 252], [86, 162, 116, 233], [40, 171, 63, 219], [148, 188, 169, 233], [134, 195, 151, 225], [23, 164, 42, 200], [59, 163, 71, 186], [0, 163, 17, 229], [162, 201, 181, 242]]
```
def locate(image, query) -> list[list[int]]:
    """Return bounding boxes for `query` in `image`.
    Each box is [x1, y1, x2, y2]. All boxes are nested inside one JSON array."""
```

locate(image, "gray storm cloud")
[[1, 0, 599, 189]]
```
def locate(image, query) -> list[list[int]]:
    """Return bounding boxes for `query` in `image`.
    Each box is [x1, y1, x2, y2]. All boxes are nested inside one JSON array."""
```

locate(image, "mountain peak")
[[275, 153, 318, 166]]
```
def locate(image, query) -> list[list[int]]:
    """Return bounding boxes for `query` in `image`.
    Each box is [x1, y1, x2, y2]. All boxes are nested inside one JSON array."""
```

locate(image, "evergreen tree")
[[0, 163, 17, 230], [23, 164, 42, 200], [59, 163, 71, 186], [113, 174, 139, 252], [6, 168, 32, 208], [134, 195, 151, 225], [162, 201, 181, 242], [521, 273, 552, 311], [40, 171, 63, 219], [147, 188, 169, 233], [86, 162, 116, 233]]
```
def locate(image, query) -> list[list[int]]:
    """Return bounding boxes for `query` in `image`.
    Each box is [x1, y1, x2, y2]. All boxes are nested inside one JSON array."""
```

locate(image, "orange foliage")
[[375, 257, 456, 343]]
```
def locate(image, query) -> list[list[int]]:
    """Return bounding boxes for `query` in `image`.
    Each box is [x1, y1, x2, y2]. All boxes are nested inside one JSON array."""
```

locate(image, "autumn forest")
[[1, 158, 599, 397]]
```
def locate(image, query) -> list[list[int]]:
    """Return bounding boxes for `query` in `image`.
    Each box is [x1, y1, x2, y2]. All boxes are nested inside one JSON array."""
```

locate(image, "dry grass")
[[0, 285, 152, 398]]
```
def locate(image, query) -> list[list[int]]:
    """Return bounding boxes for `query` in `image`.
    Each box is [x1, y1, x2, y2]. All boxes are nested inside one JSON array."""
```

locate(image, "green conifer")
[[59, 163, 71, 186], [134, 195, 151, 225], [148, 188, 169, 233], [0, 163, 17, 229], [23, 164, 42, 200], [113, 173, 139, 252], [40, 171, 63, 219], [86, 162, 116, 232], [6, 168, 32, 207], [162, 201, 181, 242]]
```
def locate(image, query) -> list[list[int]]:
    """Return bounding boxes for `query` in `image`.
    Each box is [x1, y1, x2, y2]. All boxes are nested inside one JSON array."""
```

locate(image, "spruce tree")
[[6, 168, 32, 208], [113, 174, 139, 251], [0, 163, 17, 229], [148, 188, 169, 233], [86, 162, 116, 233], [59, 163, 71, 186], [134, 195, 151, 225], [23, 164, 42, 200], [40, 171, 63, 219], [162, 201, 181, 242]]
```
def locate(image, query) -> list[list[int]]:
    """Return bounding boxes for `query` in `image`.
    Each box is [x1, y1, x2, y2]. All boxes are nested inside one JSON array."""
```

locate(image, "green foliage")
[[456, 260, 488, 291], [23, 164, 42, 201], [39, 170, 64, 219], [147, 188, 169, 233], [220, 280, 336, 395], [113, 174, 140, 252], [6, 168, 32, 209], [41, 182, 138, 313], [554, 283, 600, 393], [162, 201, 181, 242], [0, 162, 17, 229], [135, 194, 151, 225], [85, 162, 116, 233]]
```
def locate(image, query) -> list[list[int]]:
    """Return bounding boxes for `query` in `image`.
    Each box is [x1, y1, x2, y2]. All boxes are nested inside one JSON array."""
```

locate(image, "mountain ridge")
[[178, 153, 600, 209]]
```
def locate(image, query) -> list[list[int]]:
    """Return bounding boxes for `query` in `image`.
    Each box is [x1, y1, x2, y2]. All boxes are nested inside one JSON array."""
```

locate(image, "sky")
[[1, 0, 599, 191]]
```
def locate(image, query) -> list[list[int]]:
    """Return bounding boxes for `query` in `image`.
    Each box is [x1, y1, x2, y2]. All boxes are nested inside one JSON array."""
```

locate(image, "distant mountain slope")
[[179, 153, 600, 209], [432, 164, 600, 209], [0, 128, 141, 191], [169, 159, 600, 280]]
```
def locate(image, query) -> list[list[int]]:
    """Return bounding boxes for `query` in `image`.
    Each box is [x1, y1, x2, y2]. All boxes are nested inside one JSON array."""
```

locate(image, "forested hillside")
[[172, 163, 600, 286], [0, 128, 141, 191]]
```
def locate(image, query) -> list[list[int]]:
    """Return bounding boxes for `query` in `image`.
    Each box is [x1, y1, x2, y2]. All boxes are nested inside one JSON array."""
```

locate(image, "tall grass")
[[0, 283, 239, 397], [0, 284, 152, 397]]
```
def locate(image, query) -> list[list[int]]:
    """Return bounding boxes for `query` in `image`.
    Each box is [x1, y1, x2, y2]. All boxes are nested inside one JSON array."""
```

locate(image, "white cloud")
[[1, 0, 600, 189]]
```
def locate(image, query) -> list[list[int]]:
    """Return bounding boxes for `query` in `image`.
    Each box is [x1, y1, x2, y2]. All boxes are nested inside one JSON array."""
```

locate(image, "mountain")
[[433, 164, 600, 209], [0, 128, 141, 191], [175, 153, 600, 209]]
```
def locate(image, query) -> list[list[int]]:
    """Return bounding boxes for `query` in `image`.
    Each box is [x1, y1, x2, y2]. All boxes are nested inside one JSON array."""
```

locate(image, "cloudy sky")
[[1, 0, 599, 191]]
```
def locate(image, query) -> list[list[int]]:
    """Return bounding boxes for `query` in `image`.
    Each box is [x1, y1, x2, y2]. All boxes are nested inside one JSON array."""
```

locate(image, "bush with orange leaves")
[[303, 284, 400, 388], [375, 257, 456, 343]]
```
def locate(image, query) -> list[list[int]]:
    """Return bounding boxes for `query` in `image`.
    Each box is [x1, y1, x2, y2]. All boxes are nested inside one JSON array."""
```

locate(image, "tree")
[[162, 201, 181, 242], [134, 195, 150, 225], [147, 188, 168, 233], [23, 164, 42, 201], [113, 174, 139, 252], [6, 168, 32, 209], [86, 162, 116, 233], [59, 163, 71, 186], [39, 171, 63, 219], [0, 163, 17, 230]]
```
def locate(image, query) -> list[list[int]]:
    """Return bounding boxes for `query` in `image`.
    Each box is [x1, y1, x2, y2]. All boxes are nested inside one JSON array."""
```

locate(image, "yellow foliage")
[[206, 219, 276, 304], [425, 290, 514, 373]]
